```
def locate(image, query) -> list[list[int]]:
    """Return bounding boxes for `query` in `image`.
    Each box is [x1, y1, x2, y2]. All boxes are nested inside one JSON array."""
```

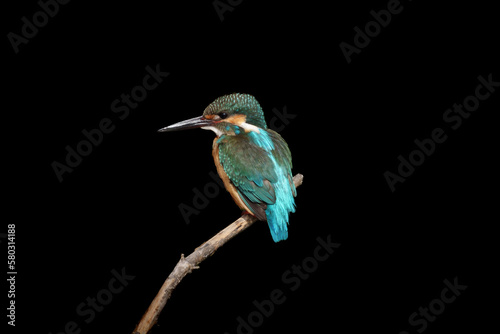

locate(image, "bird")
[[158, 93, 296, 242]]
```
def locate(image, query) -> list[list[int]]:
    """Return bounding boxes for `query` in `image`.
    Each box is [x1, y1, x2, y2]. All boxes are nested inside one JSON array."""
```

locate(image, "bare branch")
[[132, 173, 304, 334]]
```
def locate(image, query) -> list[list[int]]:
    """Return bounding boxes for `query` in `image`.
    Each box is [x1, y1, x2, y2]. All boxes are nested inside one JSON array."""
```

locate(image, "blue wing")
[[217, 129, 295, 242]]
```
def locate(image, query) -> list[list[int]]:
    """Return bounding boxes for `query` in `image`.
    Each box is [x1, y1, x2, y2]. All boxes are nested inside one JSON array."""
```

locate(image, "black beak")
[[158, 116, 215, 132]]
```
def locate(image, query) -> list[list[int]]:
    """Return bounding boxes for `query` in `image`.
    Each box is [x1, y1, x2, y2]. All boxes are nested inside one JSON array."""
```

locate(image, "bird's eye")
[[219, 112, 228, 119]]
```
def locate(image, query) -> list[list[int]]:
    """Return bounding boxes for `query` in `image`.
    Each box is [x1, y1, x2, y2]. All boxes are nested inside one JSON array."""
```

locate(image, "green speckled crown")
[[203, 93, 268, 129]]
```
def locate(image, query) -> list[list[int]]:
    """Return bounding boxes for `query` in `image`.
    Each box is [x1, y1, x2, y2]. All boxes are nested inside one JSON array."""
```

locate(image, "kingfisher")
[[158, 93, 296, 242]]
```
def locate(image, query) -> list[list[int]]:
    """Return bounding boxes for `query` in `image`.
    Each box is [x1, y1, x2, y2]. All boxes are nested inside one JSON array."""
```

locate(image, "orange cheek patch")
[[225, 114, 246, 125], [204, 114, 216, 120]]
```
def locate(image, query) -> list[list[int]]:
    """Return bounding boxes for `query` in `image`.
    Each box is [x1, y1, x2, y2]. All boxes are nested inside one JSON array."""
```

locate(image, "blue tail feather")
[[265, 170, 296, 242]]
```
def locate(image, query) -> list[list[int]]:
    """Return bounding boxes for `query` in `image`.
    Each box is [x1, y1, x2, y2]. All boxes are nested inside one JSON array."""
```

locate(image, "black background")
[[4, 1, 498, 333]]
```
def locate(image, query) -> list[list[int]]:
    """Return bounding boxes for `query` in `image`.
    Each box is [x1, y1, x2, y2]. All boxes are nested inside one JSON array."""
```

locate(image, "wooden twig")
[[132, 173, 304, 334]]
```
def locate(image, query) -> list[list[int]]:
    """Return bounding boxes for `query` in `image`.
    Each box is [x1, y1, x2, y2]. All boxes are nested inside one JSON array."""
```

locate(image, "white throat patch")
[[201, 126, 223, 137]]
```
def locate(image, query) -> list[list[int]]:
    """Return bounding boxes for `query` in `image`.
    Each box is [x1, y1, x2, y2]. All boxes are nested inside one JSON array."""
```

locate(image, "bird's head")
[[158, 93, 267, 137]]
